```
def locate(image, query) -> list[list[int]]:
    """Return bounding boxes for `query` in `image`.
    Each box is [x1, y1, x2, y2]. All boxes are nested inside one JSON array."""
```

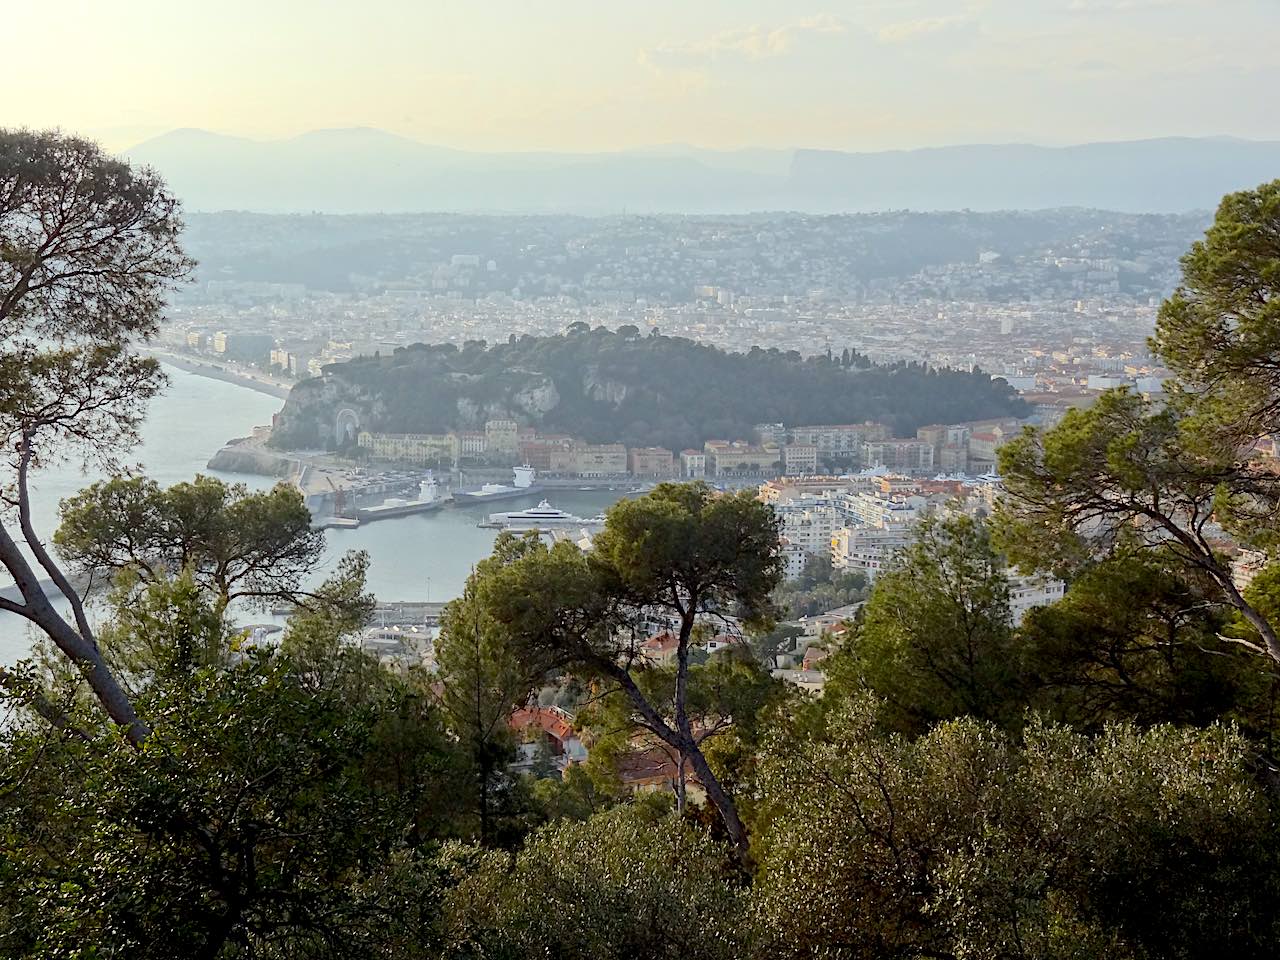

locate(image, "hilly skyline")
[[125, 127, 1280, 216]]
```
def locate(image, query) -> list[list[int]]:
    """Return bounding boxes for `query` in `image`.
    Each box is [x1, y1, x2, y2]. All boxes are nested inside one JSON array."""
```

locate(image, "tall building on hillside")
[[860, 438, 935, 474], [484, 419, 519, 459], [782, 443, 818, 476], [788, 423, 891, 465]]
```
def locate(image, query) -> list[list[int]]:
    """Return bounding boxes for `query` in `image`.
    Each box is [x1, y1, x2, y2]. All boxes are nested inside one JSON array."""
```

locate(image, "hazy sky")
[[8, 0, 1279, 152]]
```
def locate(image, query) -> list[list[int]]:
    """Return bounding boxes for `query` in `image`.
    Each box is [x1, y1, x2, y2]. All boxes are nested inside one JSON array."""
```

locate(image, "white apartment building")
[[830, 525, 913, 578], [836, 491, 928, 528], [776, 503, 840, 557], [1007, 572, 1067, 624], [788, 423, 891, 461], [778, 538, 809, 580]]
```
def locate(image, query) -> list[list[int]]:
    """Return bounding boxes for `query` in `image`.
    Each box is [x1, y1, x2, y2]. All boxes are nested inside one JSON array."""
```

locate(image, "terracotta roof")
[[510, 706, 576, 745], [640, 631, 680, 653]]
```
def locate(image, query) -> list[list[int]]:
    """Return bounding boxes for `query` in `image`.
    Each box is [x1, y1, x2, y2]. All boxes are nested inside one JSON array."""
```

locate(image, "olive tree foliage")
[[997, 180, 1280, 666], [0, 130, 192, 743], [438, 806, 748, 960], [54, 474, 327, 614], [0, 576, 458, 960], [752, 699, 1280, 960], [465, 482, 782, 858]]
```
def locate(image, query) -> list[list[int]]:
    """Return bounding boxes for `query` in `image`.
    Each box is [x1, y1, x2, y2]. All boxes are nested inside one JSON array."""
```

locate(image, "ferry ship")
[[452, 465, 541, 503], [356, 472, 450, 523]]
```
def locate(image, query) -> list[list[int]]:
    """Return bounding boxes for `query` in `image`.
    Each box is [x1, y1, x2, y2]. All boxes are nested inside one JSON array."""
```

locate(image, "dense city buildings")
[[160, 210, 1200, 414]]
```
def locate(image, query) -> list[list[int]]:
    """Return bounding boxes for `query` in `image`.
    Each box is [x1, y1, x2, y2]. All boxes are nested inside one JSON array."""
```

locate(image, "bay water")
[[1, 365, 622, 663]]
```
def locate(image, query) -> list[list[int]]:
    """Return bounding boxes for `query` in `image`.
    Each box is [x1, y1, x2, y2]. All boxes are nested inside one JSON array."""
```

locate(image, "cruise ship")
[[481, 500, 607, 532], [452, 465, 541, 503], [356, 472, 450, 523]]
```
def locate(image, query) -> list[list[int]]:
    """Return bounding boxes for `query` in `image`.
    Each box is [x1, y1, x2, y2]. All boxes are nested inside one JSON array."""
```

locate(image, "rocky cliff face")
[[513, 376, 561, 417], [269, 375, 387, 449], [581, 366, 629, 407], [207, 442, 298, 477]]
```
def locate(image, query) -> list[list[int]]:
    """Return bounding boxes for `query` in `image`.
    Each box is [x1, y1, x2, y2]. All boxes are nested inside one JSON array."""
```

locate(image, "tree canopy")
[[270, 326, 1028, 452], [0, 129, 192, 743]]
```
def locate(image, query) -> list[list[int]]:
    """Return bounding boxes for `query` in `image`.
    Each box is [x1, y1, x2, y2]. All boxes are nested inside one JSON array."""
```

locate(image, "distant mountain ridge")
[[124, 128, 1280, 215]]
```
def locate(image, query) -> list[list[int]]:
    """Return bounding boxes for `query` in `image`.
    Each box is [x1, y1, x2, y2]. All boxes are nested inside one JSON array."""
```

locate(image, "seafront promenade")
[[143, 348, 293, 400]]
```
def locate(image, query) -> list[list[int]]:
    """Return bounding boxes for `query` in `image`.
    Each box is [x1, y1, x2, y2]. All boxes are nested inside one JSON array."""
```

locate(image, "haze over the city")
[[11, 0, 1280, 154]]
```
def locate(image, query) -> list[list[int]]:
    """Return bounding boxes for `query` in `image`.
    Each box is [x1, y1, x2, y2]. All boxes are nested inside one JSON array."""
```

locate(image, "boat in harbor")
[[452, 465, 541, 503], [481, 499, 607, 532], [356, 472, 450, 523]]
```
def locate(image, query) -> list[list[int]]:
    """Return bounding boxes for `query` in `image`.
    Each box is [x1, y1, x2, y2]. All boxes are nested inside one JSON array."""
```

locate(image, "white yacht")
[[482, 500, 606, 531]]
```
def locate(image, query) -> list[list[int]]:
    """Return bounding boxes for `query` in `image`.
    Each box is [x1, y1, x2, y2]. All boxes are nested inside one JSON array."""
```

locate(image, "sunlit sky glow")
[[8, 0, 1279, 152]]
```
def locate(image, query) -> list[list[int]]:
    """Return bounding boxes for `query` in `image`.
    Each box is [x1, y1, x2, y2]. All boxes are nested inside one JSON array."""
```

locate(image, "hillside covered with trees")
[[269, 327, 1027, 451], [10, 132, 1280, 959]]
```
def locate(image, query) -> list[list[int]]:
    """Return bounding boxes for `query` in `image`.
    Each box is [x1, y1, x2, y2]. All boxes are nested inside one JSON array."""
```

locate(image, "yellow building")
[[358, 431, 459, 465], [484, 419, 519, 459], [704, 441, 781, 476]]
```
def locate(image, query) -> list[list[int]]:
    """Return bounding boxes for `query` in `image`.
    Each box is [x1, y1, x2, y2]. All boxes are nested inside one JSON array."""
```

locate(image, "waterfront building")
[[788, 422, 891, 464], [861, 438, 936, 474], [574, 443, 628, 477], [704, 440, 780, 477], [628, 446, 674, 477], [484, 419, 519, 458], [358, 430, 459, 465], [457, 431, 487, 458], [518, 435, 576, 474], [680, 449, 706, 478], [782, 443, 819, 476]]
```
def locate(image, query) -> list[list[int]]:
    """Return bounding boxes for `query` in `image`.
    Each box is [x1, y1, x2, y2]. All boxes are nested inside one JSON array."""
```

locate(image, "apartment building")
[[575, 443, 628, 477], [519, 435, 576, 473], [704, 441, 780, 476], [484, 419, 519, 458], [680, 449, 706, 478], [861, 438, 936, 474], [830, 525, 913, 578], [358, 431, 458, 465], [1007, 572, 1066, 624], [628, 447, 675, 477], [788, 422, 891, 462], [837, 490, 928, 528], [777, 504, 840, 556], [782, 443, 819, 476]]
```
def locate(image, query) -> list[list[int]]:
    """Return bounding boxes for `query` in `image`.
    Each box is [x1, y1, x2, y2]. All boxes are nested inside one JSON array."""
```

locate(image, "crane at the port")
[[326, 476, 351, 518]]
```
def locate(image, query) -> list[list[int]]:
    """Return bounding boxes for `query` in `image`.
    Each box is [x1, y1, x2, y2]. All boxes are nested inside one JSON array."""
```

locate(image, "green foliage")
[[772, 553, 868, 619], [459, 483, 784, 852], [1153, 179, 1280, 448], [55, 475, 330, 613], [1019, 551, 1277, 735], [435, 536, 550, 846], [591, 483, 783, 633], [842, 513, 1022, 734], [439, 807, 748, 960], [0, 580, 460, 959], [753, 700, 1280, 960], [997, 184, 1280, 665], [270, 328, 1028, 451]]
